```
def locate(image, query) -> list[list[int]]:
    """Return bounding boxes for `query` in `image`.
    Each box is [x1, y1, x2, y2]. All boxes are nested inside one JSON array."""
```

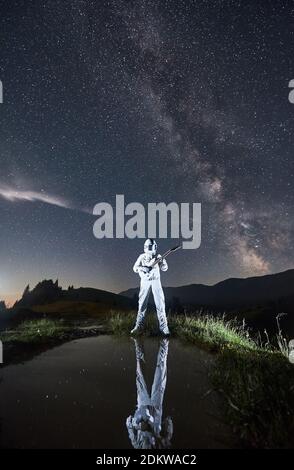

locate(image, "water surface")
[[0, 336, 233, 448]]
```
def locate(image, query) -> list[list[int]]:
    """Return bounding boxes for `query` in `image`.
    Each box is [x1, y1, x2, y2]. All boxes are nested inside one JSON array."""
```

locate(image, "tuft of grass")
[[275, 313, 290, 359], [0, 319, 67, 344], [108, 312, 135, 335], [108, 311, 161, 336], [170, 314, 256, 352]]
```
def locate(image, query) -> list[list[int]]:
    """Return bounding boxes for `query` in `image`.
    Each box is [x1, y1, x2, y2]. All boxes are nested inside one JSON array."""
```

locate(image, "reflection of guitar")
[[141, 245, 181, 280]]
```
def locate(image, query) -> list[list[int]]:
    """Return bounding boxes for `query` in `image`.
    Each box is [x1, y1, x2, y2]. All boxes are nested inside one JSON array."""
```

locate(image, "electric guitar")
[[142, 244, 181, 280]]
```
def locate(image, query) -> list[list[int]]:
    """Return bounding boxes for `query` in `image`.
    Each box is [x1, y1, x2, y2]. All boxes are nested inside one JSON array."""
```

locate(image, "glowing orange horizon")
[[1, 293, 20, 308]]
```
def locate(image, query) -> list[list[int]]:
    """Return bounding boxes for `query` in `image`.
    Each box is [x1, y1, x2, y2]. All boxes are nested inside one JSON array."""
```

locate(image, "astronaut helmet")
[[144, 239, 157, 256]]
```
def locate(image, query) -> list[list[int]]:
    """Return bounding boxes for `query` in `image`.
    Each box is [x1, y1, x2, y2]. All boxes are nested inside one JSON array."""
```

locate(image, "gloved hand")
[[139, 266, 150, 274], [159, 256, 168, 272]]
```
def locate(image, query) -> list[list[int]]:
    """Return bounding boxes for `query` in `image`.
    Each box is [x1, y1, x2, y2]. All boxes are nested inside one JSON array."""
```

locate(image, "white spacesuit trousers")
[[136, 278, 168, 331]]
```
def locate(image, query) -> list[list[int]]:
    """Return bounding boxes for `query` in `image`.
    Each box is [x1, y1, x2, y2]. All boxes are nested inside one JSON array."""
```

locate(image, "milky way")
[[0, 0, 293, 303]]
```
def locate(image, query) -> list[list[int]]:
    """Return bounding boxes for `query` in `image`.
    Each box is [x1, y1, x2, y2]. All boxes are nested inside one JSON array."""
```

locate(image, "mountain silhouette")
[[14, 279, 132, 308], [120, 269, 294, 308], [13, 279, 134, 311]]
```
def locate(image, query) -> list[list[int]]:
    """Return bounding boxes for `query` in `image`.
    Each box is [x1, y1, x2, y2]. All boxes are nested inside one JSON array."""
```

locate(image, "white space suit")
[[132, 239, 169, 335], [126, 338, 173, 449]]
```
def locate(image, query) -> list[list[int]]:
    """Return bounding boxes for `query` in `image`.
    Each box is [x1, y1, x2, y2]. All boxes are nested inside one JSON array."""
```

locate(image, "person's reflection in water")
[[126, 338, 173, 449]]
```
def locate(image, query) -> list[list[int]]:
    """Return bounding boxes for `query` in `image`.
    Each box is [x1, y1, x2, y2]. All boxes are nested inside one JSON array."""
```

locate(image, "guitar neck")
[[152, 249, 172, 266]]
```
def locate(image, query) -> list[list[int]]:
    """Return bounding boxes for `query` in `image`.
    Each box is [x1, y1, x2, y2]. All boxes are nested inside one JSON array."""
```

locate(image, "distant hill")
[[120, 269, 294, 308], [0, 280, 135, 327], [14, 280, 134, 310]]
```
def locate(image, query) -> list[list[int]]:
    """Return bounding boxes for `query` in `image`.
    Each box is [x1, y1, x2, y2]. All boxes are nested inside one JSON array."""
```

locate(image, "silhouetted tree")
[[22, 284, 30, 297]]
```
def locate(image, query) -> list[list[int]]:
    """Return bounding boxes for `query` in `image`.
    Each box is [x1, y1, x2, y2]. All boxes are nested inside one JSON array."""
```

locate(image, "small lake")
[[0, 336, 234, 449]]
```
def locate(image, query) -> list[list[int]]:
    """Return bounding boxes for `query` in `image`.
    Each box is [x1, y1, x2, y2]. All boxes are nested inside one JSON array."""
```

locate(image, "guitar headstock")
[[170, 245, 181, 252]]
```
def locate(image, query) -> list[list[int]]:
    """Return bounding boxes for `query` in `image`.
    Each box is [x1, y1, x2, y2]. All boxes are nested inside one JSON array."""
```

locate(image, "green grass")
[[171, 314, 256, 351], [108, 311, 255, 350], [108, 311, 294, 448], [0, 318, 68, 344], [108, 311, 160, 336]]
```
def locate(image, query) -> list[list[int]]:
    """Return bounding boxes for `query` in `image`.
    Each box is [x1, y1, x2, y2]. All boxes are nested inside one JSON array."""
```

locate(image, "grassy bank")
[[0, 318, 68, 343], [213, 348, 294, 448], [108, 311, 255, 350], [0, 318, 106, 364], [108, 311, 294, 448]]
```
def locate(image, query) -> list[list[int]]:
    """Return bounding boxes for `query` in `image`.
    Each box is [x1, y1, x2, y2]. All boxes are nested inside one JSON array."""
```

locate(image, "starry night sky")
[[0, 0, 294, 304]]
